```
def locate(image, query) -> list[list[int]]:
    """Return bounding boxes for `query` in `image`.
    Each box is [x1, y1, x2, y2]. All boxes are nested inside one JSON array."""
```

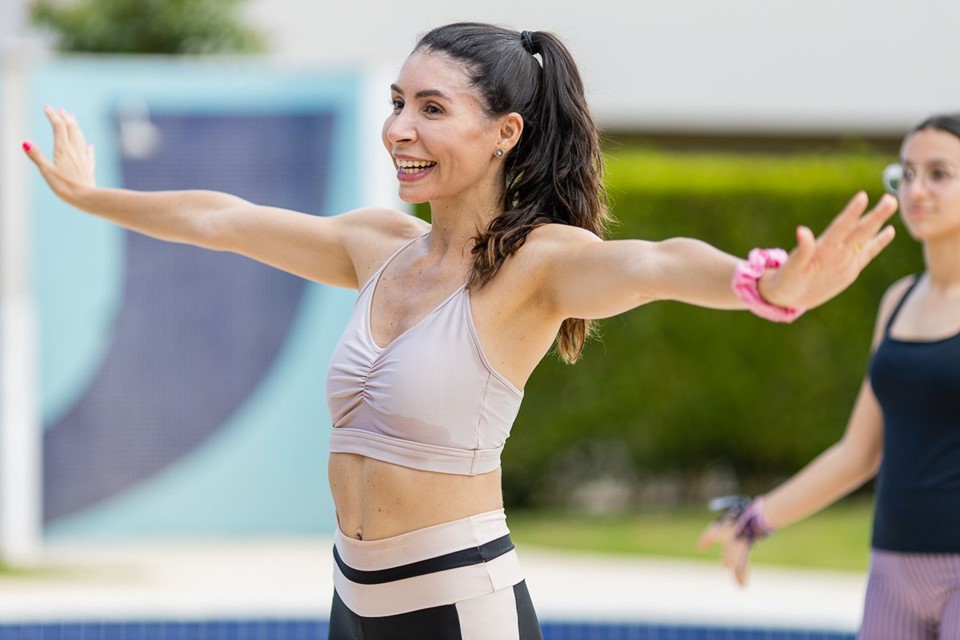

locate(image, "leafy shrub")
[[30, 0, 264, 54]]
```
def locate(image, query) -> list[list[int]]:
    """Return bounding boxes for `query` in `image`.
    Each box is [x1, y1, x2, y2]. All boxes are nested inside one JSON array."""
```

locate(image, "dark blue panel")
[[44, 112, 336, 523]]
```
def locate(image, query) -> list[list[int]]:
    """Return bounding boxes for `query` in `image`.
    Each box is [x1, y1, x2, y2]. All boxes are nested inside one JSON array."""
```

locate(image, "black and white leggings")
[[328, 509, 543, 640]]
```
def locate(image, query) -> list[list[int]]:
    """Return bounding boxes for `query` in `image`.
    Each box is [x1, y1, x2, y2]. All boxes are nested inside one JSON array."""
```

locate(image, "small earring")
[[495, 148, 504, 157]]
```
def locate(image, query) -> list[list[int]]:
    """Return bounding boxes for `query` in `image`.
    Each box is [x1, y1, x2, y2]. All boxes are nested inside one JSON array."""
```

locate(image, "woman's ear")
[[497, 112, 524, 155]]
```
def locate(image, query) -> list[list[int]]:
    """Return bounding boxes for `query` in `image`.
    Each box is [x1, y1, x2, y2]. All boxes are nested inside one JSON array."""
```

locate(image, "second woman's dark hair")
[[414, 22, 612, 364], [912, 113, 960, 140]]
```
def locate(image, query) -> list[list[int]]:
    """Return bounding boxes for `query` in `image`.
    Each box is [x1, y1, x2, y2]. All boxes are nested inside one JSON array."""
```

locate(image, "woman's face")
[[381, 50, 501, 205], [897, 127, 960, 243]]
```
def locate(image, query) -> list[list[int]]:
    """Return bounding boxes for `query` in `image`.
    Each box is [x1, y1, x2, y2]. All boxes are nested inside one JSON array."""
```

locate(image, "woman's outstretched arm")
[[527, 190, 897, 323], [22, 106, 422, 289]]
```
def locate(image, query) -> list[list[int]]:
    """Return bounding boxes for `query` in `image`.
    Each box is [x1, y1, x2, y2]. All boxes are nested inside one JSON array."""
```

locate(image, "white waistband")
[[334, 508, 508, 570]]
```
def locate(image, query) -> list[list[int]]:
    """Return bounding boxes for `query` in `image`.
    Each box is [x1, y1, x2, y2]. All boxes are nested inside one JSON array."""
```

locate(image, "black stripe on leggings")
[[334, 534, 515, 585]]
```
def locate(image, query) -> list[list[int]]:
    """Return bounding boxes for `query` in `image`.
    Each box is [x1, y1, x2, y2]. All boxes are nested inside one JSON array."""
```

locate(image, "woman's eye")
[[930, 168, 953, 183], [391, 99, 403, 112], [424, 104, 443, 115], [903, 168, 918, 182]]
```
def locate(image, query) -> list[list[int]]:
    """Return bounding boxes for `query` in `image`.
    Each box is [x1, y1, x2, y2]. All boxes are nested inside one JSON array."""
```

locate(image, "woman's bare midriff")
[[328, 452, 504, 541]]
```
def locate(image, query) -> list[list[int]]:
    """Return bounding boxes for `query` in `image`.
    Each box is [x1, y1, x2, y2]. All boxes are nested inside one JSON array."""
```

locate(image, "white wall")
[[6, 0, 956, 135], [244, 0, 960, 136]]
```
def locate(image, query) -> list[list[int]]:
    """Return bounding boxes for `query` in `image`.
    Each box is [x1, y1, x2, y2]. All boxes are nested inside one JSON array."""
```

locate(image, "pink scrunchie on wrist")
[[732, 248, 805, 323]]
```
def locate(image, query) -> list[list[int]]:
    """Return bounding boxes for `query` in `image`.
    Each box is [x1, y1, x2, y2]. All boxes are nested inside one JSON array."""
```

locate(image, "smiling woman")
[[22, 21, 897, 640]]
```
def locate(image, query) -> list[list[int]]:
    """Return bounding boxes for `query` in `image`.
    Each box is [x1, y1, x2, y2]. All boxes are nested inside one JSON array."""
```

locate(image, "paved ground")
[[0, 539, 866, 633]]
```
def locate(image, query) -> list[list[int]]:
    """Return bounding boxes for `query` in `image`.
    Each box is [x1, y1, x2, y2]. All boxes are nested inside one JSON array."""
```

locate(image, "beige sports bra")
[[325, 235, 524, 475]]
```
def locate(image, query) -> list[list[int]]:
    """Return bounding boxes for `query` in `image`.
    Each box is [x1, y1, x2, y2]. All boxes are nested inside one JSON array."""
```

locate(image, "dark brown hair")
[[912, 113, 960, 140], [414, 22, 612, 363]]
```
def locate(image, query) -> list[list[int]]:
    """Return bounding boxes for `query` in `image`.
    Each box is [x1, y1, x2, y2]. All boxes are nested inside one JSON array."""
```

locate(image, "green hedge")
[[504, 149, 920, 508]]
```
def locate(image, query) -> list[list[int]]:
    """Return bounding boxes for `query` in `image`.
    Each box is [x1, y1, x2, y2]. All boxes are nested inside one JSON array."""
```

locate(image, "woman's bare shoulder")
[[490, 223, 606, 308], [517, 223, 602, 266], [526, 222, 602, 244], [877, 274, 919, 316], [336, 207, 430, 283], [868, 273, 920, 344], [336, 207, 428, 236]]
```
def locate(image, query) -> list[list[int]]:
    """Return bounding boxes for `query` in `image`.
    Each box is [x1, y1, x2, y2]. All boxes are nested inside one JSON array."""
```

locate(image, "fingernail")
[[22, 141, 32, 152]]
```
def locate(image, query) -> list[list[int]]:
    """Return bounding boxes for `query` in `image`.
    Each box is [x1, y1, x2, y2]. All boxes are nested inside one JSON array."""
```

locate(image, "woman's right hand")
[[22, 105, 96, 203]]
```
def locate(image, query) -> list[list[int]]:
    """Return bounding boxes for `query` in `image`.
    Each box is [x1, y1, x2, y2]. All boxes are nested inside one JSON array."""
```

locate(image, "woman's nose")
[[384, 111, 416, 144], [903, 175, 931, 198]]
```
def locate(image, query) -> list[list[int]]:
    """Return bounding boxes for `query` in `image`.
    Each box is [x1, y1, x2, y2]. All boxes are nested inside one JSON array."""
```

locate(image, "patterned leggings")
[[328, 509, 542, 640], [860, 550, 960, 639]]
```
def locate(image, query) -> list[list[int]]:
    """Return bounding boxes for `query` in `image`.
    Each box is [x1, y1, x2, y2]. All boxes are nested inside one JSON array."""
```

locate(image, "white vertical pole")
[[359, 64, 408, 212], [0, 45, 42, 566]]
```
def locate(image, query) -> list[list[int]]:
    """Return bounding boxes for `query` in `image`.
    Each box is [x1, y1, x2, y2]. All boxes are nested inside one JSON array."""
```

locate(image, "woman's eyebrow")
[[902, 157, 958, 166], [390, 84, 451, 101]]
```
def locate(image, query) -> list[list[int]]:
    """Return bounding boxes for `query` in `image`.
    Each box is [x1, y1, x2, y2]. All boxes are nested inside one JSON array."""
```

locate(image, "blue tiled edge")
[[0, 620, 856, 640]]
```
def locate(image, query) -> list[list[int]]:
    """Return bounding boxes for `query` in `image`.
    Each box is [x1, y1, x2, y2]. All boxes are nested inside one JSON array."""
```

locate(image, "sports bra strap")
[[884, 274, 922, 336]]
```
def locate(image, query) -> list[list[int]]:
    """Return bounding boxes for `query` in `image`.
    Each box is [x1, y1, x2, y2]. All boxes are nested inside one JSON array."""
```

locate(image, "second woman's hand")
[[697, 518, 754, 587], [759, 191, 898, 311]]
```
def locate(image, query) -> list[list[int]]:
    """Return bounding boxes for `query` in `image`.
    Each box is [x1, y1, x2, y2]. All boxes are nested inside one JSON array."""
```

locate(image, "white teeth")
[[396, 159, 436, 169]]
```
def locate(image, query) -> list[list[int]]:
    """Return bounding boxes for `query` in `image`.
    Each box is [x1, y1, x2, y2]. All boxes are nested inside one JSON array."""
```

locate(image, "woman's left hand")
[[697, 517, 754, 587], [759, 192, 897, 311]]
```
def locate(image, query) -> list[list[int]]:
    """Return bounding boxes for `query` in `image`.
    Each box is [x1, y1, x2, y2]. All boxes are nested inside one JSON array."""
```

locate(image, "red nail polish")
[[22, 142, 32, 152]]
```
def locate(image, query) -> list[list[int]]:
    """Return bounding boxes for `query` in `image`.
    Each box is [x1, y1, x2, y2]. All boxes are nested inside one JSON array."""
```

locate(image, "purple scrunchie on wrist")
[[733, 497, 776, 544], [732, 248, 805, 323]]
